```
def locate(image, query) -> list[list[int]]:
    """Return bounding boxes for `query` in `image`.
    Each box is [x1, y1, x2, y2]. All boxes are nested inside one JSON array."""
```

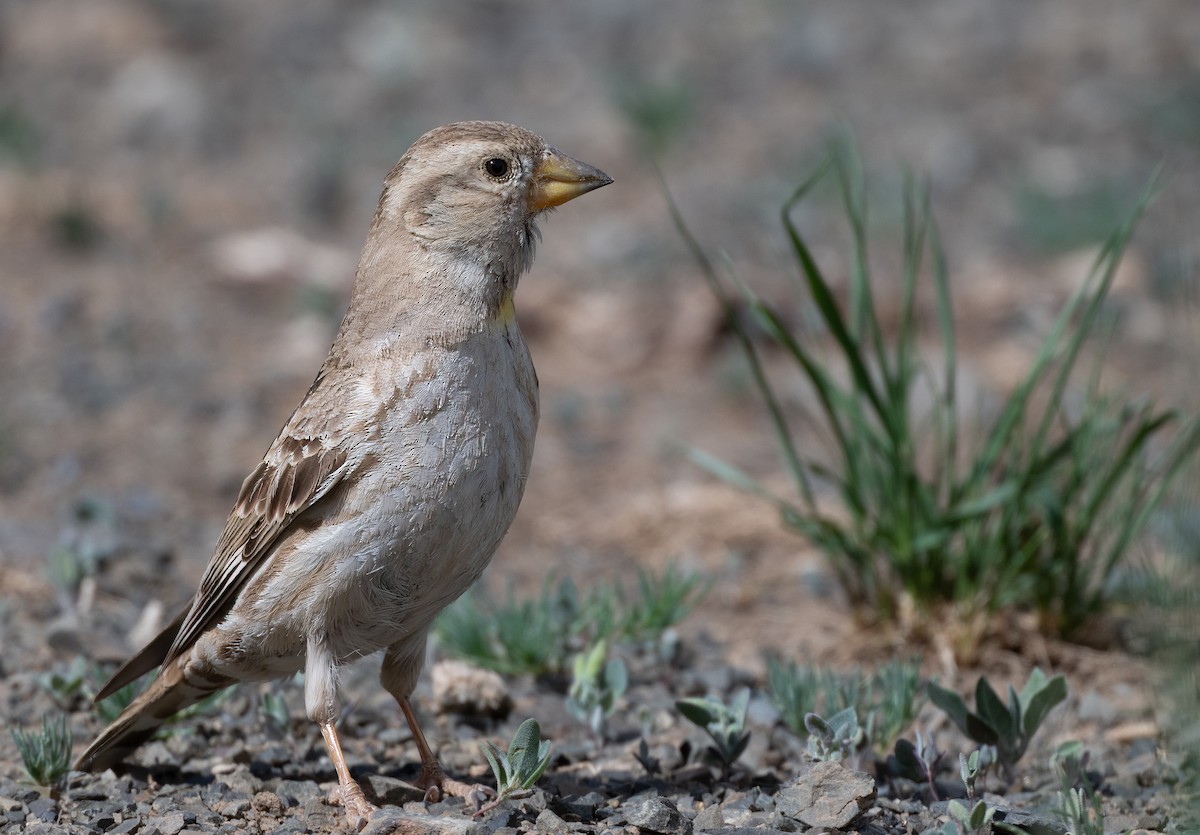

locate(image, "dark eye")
[[484, 157, 510, 178]]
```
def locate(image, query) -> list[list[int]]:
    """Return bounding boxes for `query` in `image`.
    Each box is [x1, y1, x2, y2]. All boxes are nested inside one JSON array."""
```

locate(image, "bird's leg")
[[307, 637, 376, 829], [319, 720, 376, 829], [398, 697, 482, 802], [381, 638, 488, 804]]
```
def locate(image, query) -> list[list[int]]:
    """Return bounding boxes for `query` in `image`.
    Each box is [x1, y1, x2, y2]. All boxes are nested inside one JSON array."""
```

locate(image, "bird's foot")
[[416, 761, 493, 809], [328, 780, 378, 831]]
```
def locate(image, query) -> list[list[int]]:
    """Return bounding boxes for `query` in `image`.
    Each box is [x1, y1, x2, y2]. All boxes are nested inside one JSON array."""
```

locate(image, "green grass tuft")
[[673, 141, 1200, 646]]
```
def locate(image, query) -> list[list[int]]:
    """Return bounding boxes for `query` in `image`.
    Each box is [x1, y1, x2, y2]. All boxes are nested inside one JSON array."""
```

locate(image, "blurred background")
[[2, 0, 1199, 664]]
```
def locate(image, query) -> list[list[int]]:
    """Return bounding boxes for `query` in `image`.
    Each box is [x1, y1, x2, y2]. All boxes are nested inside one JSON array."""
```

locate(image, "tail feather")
[[76, 654, 231, 772], [93, 605, 189, 703]]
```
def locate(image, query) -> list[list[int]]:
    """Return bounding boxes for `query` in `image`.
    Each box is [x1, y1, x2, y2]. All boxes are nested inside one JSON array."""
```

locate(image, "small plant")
[[928, 667, 1067, 779], [1051, 785, 1104, 835], [38, 656, 92, 710], [887, 731, 942, 800], [95, 676, 141, 725], [565, 640, 628, 739], [873, 658, 924, 747], [676, 689, 751, 772], [767, 655, 923, 750], [12, 715, 73, 788], [804, 706, 863, 763], [478, 718, 552, 814], [932, 794, 1029, 835], [1049, 741, 1103, 834], [677, 146, 1200, 647], [959, 746, 996, 803], [766, 655, 820, 737], [619, 564, 711, 644], [436, 566, 709, 677], [436, 579, 576, 676]]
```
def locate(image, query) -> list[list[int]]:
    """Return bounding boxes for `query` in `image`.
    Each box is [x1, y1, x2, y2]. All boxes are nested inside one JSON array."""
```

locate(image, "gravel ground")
[[2, 2, 1199, 833]]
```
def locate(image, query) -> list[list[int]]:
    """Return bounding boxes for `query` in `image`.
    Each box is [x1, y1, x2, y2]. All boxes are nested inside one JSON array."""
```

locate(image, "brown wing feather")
[[162, 436, 351, 665]]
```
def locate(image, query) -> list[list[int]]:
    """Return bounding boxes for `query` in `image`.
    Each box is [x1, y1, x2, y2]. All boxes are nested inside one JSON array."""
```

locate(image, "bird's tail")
[[75, 653, 232, 773]]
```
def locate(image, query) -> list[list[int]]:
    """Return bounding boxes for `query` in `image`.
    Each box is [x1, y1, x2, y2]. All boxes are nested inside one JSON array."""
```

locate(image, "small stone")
[[157, 811, 186, 835], [360, 773, 427, 806], [27, 797, 58, 822], [252, 791, 284, 816], [210, 794, 251, 818], [0, 797, 21, 812], [275, 779, 323, 805], [111, 818, 142, 835], [360, 808, 482, 835], [692, 803, 724, 831], [535, 808, 571, 833], [559, 791, 605, 820], [776, 760, 876, 829], [218, 766, 263, 797], [1105, 814, 1139, 832], [624, 795, 692, 835], [431, 660, 513, 718]]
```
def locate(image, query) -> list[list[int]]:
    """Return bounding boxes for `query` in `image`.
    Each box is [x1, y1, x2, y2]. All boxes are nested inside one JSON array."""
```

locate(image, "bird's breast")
[[330, 323, 538, 652]]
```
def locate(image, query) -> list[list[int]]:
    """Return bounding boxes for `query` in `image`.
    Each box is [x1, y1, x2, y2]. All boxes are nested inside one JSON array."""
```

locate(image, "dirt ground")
[[1, 2, 1199, 832]]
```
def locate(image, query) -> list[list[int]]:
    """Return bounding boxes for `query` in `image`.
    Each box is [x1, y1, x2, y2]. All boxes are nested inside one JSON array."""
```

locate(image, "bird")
[[75, 120, 612, 828]]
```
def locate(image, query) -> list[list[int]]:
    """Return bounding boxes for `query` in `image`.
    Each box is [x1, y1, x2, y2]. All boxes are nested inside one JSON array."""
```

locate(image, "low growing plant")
[[566, 639, 628, 739], [1049, 740, 1104, 834], [676, 145, 1200, 646], [935, 797, 1029, 835], [619, 564, 711, 645], [478, 718, 553, 814], [804, 706, 862, 763], [928, 667, 1067, 779], [95, 676, 141, 725], [12, 715, 73, 788], [676, 689, 751, 772], [886, 731, 942, 800], [38, 656, 91, 710], [959, 746, 995, 803], [436, 566, 709, 677], [767, 655, 923, 750]]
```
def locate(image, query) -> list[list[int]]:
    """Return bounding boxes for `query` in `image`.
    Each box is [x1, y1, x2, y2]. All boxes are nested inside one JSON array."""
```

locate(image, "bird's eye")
[[484, 157, 510, 178]]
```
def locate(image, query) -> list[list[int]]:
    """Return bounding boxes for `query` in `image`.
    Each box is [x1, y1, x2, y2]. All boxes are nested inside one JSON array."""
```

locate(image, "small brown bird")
[[76, 121, 611, 827]]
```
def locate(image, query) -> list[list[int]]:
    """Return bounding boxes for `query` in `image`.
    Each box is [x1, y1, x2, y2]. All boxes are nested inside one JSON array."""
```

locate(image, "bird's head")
[[372, 121, 612, 280]]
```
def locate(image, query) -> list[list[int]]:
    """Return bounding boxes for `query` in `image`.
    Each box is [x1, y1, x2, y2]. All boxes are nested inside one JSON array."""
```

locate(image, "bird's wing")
[[162, 380, 359, 666]]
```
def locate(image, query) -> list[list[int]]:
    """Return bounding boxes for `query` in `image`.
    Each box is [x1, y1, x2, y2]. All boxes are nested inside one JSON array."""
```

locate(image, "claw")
[[335, 782, 378, 831]]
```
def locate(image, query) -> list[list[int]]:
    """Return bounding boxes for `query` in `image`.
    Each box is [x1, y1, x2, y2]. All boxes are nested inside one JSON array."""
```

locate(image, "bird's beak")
[[529, 149, 612, 213]]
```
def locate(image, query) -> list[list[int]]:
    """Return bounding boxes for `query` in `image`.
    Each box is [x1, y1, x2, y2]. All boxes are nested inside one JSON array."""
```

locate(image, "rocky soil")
[[2, 2, 1199, 833]]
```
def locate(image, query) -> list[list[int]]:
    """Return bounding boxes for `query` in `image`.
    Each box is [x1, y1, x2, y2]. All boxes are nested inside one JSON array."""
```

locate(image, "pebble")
[[776, 760, 875, 829], [27, 796, 58, 822], [156, 810, 187, 834], [691, 803, 723, 831], [275, 779, 324, 806], [534, 807, 572, 833], [359, 773, 427, 806], [252, 790, 285, 816], [431, 660, 513, 718], [623, 794, 692, 835]]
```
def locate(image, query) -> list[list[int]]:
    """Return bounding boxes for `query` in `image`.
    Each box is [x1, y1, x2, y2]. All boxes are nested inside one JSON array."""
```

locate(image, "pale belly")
[[202, 325, 538, 674]]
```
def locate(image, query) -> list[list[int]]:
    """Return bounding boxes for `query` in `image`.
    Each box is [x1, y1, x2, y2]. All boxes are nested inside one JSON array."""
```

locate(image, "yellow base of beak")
[[530, 150, 612, 212]]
